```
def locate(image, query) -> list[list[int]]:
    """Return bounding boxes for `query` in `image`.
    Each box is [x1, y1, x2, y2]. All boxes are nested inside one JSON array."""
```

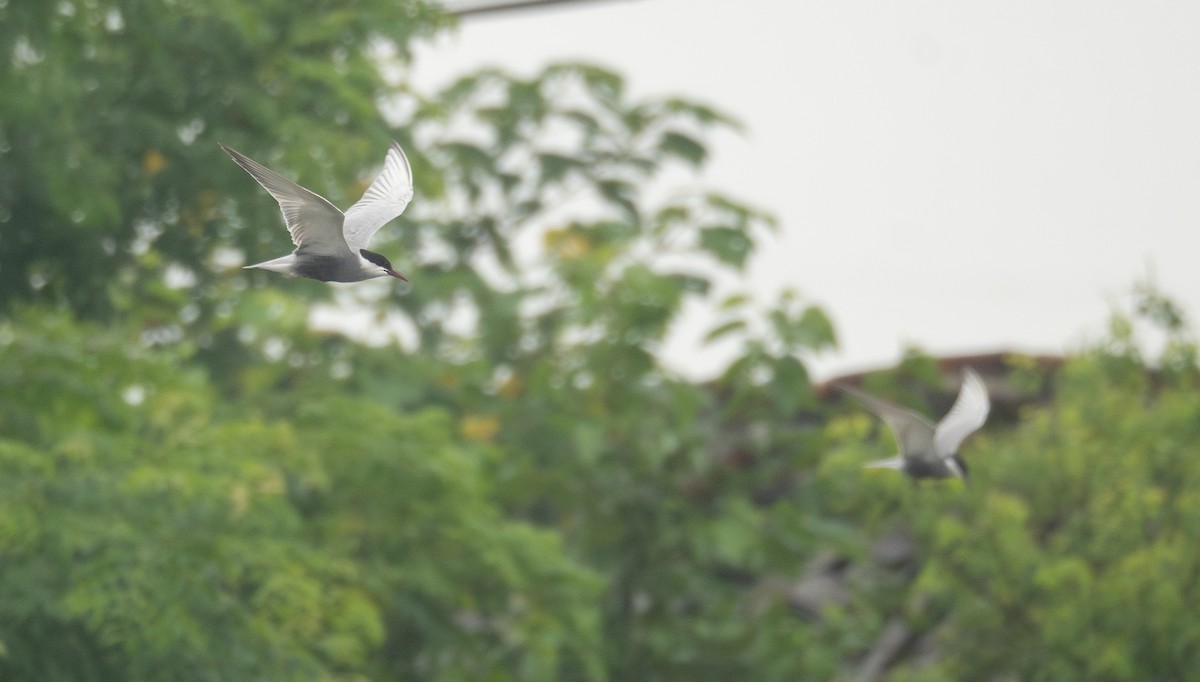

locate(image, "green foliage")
[[3, 0, 798, 677], [0, 309, 602, 681], [0, 0, 447, 320], [820, 294, 1200, 681], [6, 0, 1199, 679], [908, 356, 1200, 681]]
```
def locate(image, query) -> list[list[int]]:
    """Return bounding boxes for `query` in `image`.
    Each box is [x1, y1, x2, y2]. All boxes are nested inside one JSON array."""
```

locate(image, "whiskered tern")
[[839, 368, 990, 481], [221, 141, 414, 283]]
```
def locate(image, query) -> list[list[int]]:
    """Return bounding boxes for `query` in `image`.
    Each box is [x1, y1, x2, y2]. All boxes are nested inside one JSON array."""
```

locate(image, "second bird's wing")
[[342, 141, 414, 253], [221, 144, 351, 257], [933, 368, 990, 458], [839, 384, 938, 463]]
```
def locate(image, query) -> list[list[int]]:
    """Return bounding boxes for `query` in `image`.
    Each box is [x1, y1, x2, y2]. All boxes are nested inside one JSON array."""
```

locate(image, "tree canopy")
[[2, 1, 1198, 680]]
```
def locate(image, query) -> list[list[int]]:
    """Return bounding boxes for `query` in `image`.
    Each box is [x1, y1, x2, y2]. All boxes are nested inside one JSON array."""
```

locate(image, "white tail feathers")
[[244, 254, 297, 275], [862, 457, 905, 470]]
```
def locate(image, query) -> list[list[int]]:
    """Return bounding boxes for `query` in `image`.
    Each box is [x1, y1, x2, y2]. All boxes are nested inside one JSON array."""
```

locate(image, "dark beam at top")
[[449, 0, 640, 19]]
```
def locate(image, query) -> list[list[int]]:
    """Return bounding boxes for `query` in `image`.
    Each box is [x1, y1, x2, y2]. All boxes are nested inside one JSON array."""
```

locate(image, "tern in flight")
[[839, 368, 990, 481], [221, 141, 413, 283]]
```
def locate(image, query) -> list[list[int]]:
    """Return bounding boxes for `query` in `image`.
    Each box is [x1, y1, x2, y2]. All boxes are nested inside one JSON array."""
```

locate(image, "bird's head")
[[360, 249, 409, 282]]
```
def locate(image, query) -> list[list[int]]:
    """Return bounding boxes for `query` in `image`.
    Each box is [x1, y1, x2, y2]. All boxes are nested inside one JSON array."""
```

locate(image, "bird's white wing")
[[221, 144, 351, 257], [342, 141, 414, 253], [934, 368, 990, 458], [839, 384, 938, 461]]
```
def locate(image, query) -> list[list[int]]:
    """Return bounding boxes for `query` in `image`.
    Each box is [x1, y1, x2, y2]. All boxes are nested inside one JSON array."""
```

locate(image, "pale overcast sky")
[[409, 0, 1200, 379]]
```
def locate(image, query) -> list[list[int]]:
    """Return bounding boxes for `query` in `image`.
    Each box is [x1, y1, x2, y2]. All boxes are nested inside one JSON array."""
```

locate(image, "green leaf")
[[662, 97, 743, 131], [699, 226, 753, 268], [667, 273, 710, 296], [597, 179, 638, 219], [659, 131, 707, 167], [719, 293, 752, 311], [538, 152, 582, 186], [704, 319, 746, 344]]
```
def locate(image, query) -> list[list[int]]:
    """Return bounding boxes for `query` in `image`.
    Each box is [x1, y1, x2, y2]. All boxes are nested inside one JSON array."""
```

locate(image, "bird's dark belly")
[[293, 255, 358, 282], [904, 456, 955, 479]]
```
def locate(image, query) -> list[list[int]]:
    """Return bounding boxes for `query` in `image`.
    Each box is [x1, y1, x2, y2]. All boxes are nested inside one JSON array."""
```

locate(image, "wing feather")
[[839, 384, 938, 463], [933, 368, 990, 458], [342, 140, 414, 252], [221, 144, 350, 257]]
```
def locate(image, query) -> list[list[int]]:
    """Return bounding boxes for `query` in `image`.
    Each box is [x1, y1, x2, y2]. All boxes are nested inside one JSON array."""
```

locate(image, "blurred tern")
[[221, 141, 414, 282], [839, 368, 990, 481]]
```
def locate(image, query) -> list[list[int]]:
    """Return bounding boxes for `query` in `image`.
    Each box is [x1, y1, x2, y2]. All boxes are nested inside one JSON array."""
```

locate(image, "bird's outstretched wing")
[[839, 384, 938, 463], [220, 144, 351, 257], [342, 141, 414, 253], [933, 368, 990, 458]]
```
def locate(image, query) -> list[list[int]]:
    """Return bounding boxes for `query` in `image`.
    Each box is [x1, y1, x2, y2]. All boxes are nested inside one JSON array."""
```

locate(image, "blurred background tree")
[[818, 291, 1200, 681], [2, 0, 1199, 680]]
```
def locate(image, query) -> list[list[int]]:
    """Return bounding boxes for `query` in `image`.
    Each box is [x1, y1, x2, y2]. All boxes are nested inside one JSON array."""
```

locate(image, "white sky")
[[409, 0, 1200, 380]]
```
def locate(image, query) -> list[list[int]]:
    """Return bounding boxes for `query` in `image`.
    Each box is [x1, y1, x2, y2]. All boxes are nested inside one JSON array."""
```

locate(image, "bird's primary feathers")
[[839, 368, 990, 481], [221, 140, 414, 283]]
